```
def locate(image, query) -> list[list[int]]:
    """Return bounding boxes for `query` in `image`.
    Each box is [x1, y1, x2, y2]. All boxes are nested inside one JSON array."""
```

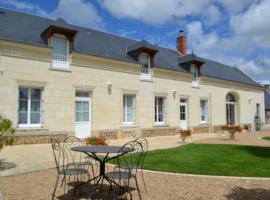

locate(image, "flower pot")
[[228, 129, 236, 140]]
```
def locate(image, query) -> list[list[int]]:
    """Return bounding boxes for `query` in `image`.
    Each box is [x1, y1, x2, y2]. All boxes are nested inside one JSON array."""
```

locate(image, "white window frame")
[[139, 53, 151, 80], [123, 95, 136, 125], [155, 97, 166, 124], [191, 64, 200, 87], [200, 99, 209, 124], [75, 91, 90, 123], [18, 87, 42, 128], [51, 35, 70, 69]]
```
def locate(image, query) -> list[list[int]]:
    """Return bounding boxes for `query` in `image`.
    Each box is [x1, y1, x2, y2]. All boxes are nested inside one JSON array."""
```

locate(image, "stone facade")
[[14, 133, 67, 145], [0, 40, 265, 144], [142, 127, 177, 137], [192, 125, 211, 134]]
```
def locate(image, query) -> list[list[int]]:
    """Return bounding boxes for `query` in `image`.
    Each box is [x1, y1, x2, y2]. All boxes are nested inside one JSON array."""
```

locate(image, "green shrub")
[[0, 115, 15, 150]]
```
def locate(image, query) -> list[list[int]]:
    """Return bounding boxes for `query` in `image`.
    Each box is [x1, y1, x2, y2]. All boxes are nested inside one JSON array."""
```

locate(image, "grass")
[[261, 136, 270, 141], [142, 144, 270, 177]]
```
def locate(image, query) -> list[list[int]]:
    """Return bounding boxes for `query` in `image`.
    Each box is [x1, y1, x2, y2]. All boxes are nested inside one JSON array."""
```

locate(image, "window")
[[155, 97, 166, 124], [51, 35, 69, 69], [226, 93, 236, 125], [200, 100, 208, 123], [139, 54, 151, 79], [123, 95, 135, 124], [75, 92, 89, 122], [18, 88, 42, 127], [190, 64, 199, 87], [256, 103, 260, 117], [190, 64, 199, 80]]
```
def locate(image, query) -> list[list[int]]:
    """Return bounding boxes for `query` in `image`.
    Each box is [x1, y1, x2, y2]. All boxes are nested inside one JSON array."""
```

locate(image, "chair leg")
[[52, 174, 60, 200], [141, 170, 147, 191], [134, 176, 142, 200]]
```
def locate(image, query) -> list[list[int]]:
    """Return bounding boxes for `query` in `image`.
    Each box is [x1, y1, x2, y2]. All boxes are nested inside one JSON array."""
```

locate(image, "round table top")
[[71, 145, 129, 154]]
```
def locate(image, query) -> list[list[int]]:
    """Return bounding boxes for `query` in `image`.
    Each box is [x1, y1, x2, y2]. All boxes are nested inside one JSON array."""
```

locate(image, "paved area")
[[194, 130, 270, 147], [0, 133, 219, 176], [1, 167, 270, 200]]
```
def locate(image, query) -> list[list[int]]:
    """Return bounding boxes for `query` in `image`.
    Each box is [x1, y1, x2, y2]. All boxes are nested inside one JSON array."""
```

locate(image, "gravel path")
[[1, 168, 270, 200], [193, 130, 270, 147]]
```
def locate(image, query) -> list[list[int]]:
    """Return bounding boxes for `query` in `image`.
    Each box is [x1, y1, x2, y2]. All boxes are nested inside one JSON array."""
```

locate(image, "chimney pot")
[[177, 30, 187, 55]]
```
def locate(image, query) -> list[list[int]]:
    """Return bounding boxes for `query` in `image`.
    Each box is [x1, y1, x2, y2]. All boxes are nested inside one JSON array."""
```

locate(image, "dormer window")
[[51, 35, 69, 69], [190, 64, 198, 80], [139, 53, 151, 80], [190, 64, 200, 88]]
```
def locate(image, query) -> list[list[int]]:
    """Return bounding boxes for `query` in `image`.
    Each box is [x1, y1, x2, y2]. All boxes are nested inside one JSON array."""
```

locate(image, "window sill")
[[140, 78, 153, 82], [199, 122, 210, 126], [121, 124, 138, 128], [16, 127, 48, 132], [154, 123, 169, 127], [49, 67, 72, 73], [191, 79, 200, 88]]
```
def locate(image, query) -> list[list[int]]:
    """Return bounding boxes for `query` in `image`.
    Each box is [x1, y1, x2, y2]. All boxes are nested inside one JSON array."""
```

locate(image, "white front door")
[[75, 92, 91, 138], [180, 99, 188, 130]]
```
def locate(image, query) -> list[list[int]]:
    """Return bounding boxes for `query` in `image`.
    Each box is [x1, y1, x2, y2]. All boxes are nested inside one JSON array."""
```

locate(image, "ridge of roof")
[[0, 7, 262, 88]]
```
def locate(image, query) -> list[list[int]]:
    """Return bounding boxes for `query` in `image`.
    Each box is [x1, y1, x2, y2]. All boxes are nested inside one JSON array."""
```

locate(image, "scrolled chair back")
[[50, 138, 71, 174], [63, 136, 84, 164], [116, 140, 144, 176], [134, 137, 148, 168]]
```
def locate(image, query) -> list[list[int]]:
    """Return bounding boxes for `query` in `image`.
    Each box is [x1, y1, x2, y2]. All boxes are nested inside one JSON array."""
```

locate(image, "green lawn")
[[142, 144, 270, 177], [261, 136, 270, 141]]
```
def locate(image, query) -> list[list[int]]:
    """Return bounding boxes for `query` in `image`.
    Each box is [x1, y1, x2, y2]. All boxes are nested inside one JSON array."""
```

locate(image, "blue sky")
[[0, 0, 270, 82]]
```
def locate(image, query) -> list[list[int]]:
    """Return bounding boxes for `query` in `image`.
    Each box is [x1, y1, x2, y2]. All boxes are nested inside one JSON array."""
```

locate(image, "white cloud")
[[230, 0, 270, 48], [217, 0, 257, 14], [236, 57, 270, 76], [203, 5, 222, 27], [0, 0, 49, 16], [186, 21, 219, 56], [52, 0, 102, 28], [186, 20, 270, 79], [0, 0, 102, 28], [99, 0, 219, 25]]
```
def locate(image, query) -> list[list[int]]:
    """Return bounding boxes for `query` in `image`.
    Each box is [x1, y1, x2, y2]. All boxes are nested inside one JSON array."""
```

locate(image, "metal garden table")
[[71, 145, 131, 198]]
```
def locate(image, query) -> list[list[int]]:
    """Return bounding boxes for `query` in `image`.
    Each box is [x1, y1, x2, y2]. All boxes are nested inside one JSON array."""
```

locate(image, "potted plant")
[[243, 124, 249, 132], [0, 114, 15, 150], [85, 136, 108, 145], [222, 125, 242, 140], [254, 115, 262, 131], [177, 128, 192, 143]]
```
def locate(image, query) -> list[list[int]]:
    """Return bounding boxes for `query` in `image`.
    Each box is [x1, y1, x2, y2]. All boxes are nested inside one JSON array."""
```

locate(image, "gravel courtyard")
[[1, 131, 270, 199], [1, 168, 270, 200]]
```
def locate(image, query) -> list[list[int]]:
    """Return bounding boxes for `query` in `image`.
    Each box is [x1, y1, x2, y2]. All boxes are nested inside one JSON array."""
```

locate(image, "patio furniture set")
[[50, 136, 148, 200]]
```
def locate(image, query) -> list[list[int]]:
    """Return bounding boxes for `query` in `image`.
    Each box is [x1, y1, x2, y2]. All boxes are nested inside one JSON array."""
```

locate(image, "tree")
[[0, 115, 15, 150]]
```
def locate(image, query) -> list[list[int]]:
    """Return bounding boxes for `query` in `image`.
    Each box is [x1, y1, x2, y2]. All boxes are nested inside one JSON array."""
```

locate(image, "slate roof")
[[127, 40, 159, 54], [265, 91, 270, 110], [0, 7, 261, 87]]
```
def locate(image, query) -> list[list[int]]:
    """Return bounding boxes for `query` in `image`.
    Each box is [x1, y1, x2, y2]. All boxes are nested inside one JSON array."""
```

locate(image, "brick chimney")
[[177, 30, 187, 55]]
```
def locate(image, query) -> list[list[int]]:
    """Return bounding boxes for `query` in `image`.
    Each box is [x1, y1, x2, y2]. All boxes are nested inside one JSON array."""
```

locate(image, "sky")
[[0, 0, 270, 82]]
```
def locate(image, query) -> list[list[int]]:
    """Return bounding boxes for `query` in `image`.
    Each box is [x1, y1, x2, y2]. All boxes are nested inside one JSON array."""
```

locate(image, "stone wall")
[[142, 127, 177, 137], [192, 125, 211, 133], [93, 129, 118, 140], [14, 133, 68, 145], [213, 125, 225, 133]]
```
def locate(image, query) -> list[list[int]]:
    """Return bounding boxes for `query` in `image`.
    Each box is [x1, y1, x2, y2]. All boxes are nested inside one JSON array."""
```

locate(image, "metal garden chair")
[[105, 140, 144, 200], [134, 137, 148, 191], [63, 136, 96, 177], [50, 138, 91, 200]]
